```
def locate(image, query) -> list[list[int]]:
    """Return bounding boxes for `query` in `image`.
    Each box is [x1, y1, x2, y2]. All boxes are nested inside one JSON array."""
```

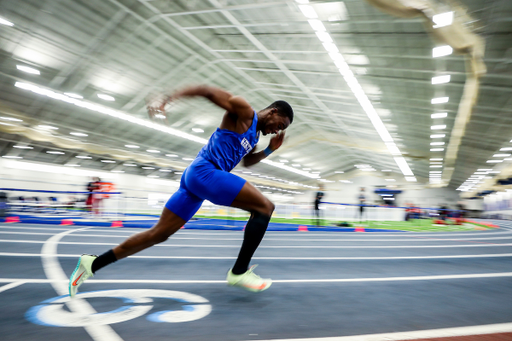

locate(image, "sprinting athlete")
[[69, 84, 293, 296]]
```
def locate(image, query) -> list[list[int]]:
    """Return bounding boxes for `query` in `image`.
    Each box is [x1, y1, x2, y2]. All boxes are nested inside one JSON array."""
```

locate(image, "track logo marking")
[[26, 289, 212, 327]]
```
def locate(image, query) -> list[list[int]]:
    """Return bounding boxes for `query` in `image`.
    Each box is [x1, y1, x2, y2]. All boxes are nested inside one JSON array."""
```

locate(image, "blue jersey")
[[197, 111, 260, 172]]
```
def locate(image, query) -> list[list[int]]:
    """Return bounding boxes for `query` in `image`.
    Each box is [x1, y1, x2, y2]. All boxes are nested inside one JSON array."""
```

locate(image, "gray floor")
[[1, 221, 512, 341]]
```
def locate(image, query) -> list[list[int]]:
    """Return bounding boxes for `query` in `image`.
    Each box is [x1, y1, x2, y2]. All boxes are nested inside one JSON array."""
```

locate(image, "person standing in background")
[[313, 184, 324, 226], [357, 187, 366, 222]]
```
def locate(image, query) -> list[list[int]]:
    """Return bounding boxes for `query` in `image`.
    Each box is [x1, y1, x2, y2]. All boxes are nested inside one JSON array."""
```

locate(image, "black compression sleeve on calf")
[[91, 249, 117, 274], [232, 212, 271, 275]]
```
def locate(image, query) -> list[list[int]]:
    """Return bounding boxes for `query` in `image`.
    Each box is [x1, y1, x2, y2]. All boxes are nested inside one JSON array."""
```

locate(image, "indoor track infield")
[[1, 220, 512, 341]]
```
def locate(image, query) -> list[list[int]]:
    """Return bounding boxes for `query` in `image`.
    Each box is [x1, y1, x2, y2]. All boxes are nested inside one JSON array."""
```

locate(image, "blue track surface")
[[0, 214, 404, 232]]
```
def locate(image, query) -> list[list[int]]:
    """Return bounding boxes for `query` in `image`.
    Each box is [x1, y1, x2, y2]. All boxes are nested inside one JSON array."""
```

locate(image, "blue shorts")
[[165, 157, 246, 221]]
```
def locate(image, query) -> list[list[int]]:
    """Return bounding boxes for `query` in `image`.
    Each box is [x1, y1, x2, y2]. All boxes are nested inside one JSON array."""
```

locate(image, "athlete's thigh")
[[230, 181, 273, 214]]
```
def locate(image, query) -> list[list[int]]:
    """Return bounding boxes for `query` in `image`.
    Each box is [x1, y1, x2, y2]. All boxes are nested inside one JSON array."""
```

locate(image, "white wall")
[[294, 175, 461, 209]]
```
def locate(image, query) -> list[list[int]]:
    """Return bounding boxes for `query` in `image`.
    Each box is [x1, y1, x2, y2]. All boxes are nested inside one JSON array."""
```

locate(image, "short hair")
[[267, 100, 293, 124]]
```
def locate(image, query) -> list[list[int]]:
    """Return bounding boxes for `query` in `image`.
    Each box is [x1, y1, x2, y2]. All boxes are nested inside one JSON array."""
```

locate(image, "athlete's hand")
[[269, 131, 285, 151], [146, 93, 170, 120]]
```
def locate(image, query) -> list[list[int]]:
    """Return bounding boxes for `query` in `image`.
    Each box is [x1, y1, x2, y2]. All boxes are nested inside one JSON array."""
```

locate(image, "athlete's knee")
[[258, 199, 274, 217]]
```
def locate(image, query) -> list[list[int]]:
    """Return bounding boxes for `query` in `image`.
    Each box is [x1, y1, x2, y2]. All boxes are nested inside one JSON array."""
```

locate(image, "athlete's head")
[[261, 100, 294, 136]]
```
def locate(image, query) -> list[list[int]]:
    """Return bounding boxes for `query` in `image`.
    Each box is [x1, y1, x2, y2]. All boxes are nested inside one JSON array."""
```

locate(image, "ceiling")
[[0, 0, 511, 193]]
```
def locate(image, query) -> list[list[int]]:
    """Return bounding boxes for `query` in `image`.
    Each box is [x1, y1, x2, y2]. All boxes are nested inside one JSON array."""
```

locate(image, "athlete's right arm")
[[165, 85, 253, 119]]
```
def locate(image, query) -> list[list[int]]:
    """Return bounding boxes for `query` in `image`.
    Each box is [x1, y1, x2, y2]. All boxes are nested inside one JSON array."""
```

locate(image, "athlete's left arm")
[[243, 132, 285, 167]]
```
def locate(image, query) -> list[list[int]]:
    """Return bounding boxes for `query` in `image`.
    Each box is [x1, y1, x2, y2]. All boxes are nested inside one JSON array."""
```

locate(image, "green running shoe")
[[226, 265, 272, 292], [69, 254, 97, 297]]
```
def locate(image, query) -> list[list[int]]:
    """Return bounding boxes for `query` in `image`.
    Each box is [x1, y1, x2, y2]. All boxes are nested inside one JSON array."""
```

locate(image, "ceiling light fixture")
[[431, 125, 446, 130], [64, 93, 83, 99], [13, 145, 33, 149], [97, 94, 115, 101], [0, 17, 14, 26], [431, 113, 448, 119], [430, 148, 445, 151], [431, 97, 449, 104], [192, 128, 204, 133], [430, 134, 445, 138], [70, 132, 88, 137], [0, 117, 23, 122], [432, 46, 453, 58], [16, 65, 40, 75], [433, 12, 454, 28], [431, 75, 451, 84]]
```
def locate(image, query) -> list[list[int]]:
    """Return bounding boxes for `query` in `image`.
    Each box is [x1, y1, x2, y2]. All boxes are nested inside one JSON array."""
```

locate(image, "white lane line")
[[5, 230, 512, 242], [246, 322, 512, 341], [2, 272, 512, 284], [41, 227, 123, 341], [4, 239, 512, 248], [3, 251, 512, 260], [0, 281, 25, 293]]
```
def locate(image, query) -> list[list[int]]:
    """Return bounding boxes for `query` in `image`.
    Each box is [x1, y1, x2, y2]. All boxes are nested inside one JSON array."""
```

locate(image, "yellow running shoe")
[[226, 265, 272, 292], [69, 254, 97, 297]]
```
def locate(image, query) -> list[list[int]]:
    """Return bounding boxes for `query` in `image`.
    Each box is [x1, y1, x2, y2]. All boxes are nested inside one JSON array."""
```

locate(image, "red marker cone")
[[111, 221, 123, 228], [61, 219, 74, 225], [5, 216, 20, 223], [298, 225, 308, 232], [355, 227, 365, 232]]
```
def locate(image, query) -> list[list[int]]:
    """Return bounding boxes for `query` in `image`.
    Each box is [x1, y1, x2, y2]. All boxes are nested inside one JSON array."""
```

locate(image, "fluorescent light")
[[381, 170, 391, 172], [430, 165, 443, 168], [65, 164, 80, 167], [0, 117, 23, 122], [315, 31, 333, 43], [500, 147, 512, 151], [430, 142, 445, 146], [430, 162, 443, 164], [142, 166, 155, 170], [432, 45, 453, 58], [123, 163, 137, 166], [339, 180, 352, 183], [295, 0, 309, 3], [430, 148, 444, 151], [279, 159, 289, 163], [70, 132, 88, 137], [432, 75, 451, 84], [431, 113, 447, 119], [298, 5, 318, 18], [2, 155, 22, 159], [433, 12, 454, 28], [183, 157, 194, 161], [486, 160, 502, 163], [308, 19, 326, 32], [335, 171, 344, 173], [430, 134, 445, 138], [0, 17, 14, 26], [159, 169, 173, 172], [147, 175, 159, 178], [47, 151, 65, 155], [101, 160, 116, 163], [322, 42, 339, 53], [431, 97, 449, 104], [394, 157, 413, 176], [431, 125, 446, 130], [64, 93, 83, 99], [147, 149, 160, 153], [405, 177, 417, 182], [13, 145, 33, 149], [192, 128, 204, 133], [111, 170, 124, 173], [165, 154, 178, 157], [385, 179, 396, 182], [262, 159, 320, 178], [430, 171, 442, 173], [430, 158, 443, 161], [97, 94, 115, 101], [493, 154, 511, 157], [16, 65, 40, 75], [76, 156, 92, 159], [37, 125, 58, 130], [477, 169, 492, 171], [155, 114, 165, 119], [125, 144, 140, 149]]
